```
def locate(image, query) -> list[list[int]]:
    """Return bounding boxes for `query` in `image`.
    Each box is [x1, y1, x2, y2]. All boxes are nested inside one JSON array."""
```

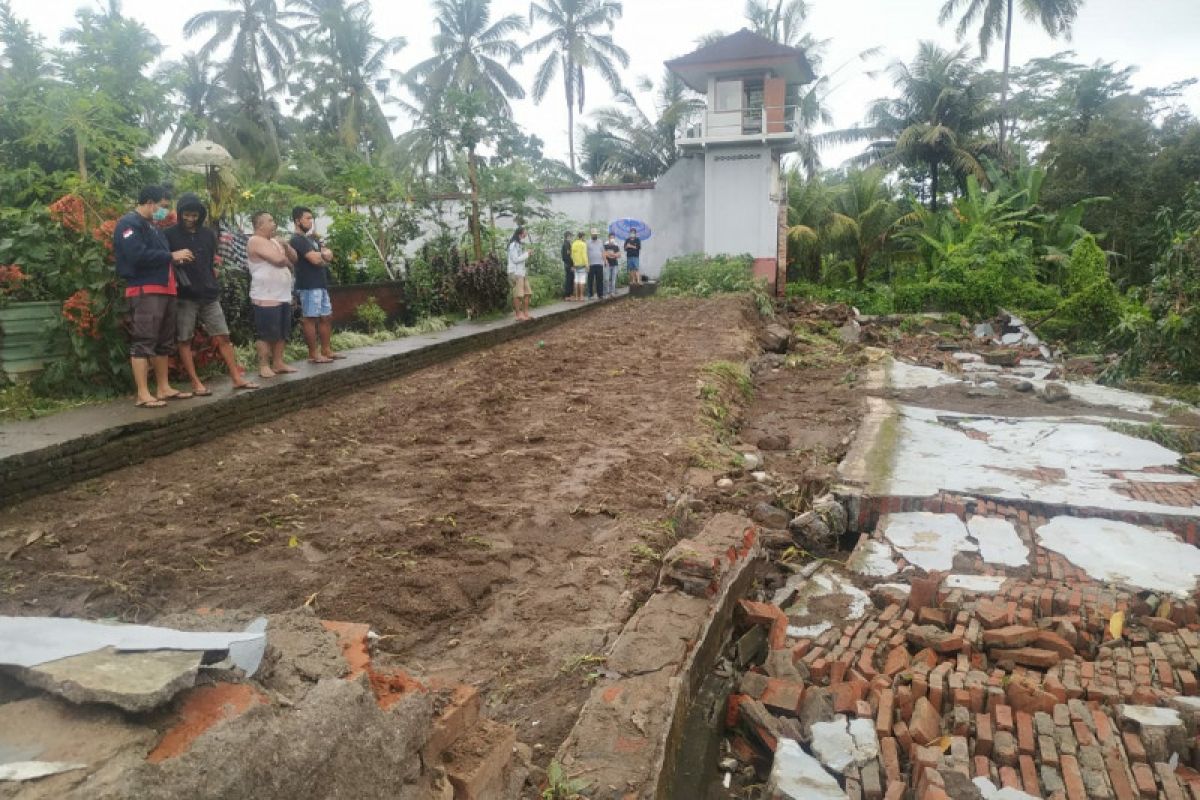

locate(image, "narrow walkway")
[[0, 292, 628, 504]]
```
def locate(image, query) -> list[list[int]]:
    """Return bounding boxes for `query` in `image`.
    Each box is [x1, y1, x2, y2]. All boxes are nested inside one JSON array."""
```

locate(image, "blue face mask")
[[152, 207, 169, 222]]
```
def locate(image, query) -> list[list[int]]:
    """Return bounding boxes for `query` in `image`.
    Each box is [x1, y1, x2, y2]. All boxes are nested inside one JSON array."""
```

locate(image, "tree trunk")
[[75, 128, 88, 183], [930, 161, 940, 212], [467, 146, 483, 262], [999, 0, 1014, 153], [565, 54, 576, 174]]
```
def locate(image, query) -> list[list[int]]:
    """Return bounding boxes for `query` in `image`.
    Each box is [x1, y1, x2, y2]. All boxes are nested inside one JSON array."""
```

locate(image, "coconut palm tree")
[[827, 168, 919, 286], [156, 52, 231, 153], [744, 0, 825, 64], [405, 0, 526, 117], [843, 42, 999, 211], [579, 70, 702, 182], [938, 0, 1083, 151], [289, 1, 405, 155], [519, 0, 628, 174], [184, 0, 296, 176]]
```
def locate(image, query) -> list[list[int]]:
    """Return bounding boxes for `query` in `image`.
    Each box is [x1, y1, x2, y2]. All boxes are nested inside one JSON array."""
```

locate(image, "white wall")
[[703, 145, 780, 259]]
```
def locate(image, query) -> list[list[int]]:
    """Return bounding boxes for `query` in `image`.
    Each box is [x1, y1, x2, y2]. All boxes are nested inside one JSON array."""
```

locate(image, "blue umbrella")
[[609, 218, 652, 241]]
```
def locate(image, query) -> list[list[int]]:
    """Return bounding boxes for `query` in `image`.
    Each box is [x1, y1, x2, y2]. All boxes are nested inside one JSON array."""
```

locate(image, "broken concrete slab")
[[10, 647, 202, 713], [967, 516, 1029, 568], [0, 616, 266, 670], [808, 714, 878, 774], [879, 512, 976, 572], [0, 761, 86, 782], [767, 738, 847, 799], [1036, 516, 1200, 597], [846, 538, 899, 577]]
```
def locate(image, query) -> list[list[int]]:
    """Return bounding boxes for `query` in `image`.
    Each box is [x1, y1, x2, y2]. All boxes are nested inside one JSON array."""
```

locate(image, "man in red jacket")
[[113, 185, 195, 408]]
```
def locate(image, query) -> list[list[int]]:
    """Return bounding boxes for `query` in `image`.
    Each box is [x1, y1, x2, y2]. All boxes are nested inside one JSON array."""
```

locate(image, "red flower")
[[92, 219, 118, 251], [0, 265, 27, 296], [49, 195, 86, 233], [62, 289, 102, 339]]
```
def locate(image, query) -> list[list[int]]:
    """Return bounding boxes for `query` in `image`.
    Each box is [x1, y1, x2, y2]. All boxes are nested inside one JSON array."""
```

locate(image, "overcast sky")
[[10, 0, 1200, 172]]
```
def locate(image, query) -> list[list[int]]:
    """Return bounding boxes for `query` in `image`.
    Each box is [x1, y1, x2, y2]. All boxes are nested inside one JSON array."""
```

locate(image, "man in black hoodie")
[[165, 194, 258, 394]]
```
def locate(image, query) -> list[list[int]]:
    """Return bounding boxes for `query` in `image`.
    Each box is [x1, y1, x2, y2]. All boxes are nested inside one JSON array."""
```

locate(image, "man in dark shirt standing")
[[624, 231, 642, 285], [560, 230, 574, 300], [289, 206, 339, 364], [165, 193, 258, 394], [113, 185, 195, 408]]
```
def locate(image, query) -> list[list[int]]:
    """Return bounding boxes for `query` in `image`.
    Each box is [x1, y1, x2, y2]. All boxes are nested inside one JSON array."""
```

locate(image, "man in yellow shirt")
[[570, 232, 588, 302]]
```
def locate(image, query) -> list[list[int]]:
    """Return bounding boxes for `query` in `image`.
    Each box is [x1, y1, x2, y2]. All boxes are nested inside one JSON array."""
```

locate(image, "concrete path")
[[0, 292, 628, 505]]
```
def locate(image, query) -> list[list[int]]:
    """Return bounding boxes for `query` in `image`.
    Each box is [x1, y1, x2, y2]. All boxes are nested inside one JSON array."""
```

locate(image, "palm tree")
[[184, 0, 296, 176], [519, 0, 628, 174], [157, 53, 230, 152], [938, 0, 1083, 151], [827, 168, 919, 286], [844, 42, 999, 211], [785, 168, 831, 281], [289, 1, 405, 155], [744, 0, 826, 64], [405, 0, 526, 117], [579, 70, 701, 182]]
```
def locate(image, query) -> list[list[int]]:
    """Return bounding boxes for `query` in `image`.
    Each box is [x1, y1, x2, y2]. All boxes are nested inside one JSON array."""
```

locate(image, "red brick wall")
[[328, 282, 407, 327]]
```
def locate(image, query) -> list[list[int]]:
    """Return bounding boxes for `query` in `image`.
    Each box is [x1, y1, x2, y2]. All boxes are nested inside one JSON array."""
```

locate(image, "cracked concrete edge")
[[836, 395, 900, 500], [553, 521, 764, 800]]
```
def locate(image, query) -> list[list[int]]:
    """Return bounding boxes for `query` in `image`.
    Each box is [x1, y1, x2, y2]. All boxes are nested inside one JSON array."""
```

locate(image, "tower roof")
[[665, 28, 815, 92]]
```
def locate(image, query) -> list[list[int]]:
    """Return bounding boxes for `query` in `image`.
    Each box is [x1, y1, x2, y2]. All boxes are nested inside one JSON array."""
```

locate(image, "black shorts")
[[253, 304, 292, 343], [129, 293, 177, 358]]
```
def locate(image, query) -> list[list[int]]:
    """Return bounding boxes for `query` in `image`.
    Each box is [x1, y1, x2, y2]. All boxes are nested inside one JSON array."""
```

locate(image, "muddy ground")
[[0, 296, 875, 775]]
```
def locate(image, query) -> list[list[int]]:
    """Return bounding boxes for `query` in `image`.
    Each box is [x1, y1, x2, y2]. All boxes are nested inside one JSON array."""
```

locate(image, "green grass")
[[0, 382, 109, 423]]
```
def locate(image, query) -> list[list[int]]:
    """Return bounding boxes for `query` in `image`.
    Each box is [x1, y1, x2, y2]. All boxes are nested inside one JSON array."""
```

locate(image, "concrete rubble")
[[0, 608, 527, 799], [718, 311, 1200, 800]]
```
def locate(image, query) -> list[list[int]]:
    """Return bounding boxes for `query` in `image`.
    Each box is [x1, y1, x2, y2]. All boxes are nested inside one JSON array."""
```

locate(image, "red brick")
[[983, 625, 1040, 648], [880, 736, 901, 784], [1105, 748, 1136, 800], [761, 678, 804, 717], [1016, 711, 1036, 756], [1132, 762, 1156, 798], [876, 689, 895, 738], [1061, 754, 1087, 800], [910, 696, 942, 746], [1019, 754, 1041, 796], [1000, 765, 1022, 790], [975, 712, 994, 756], [995, 647, 1061, 669], [974, 755, 992, 779], [1123, 731, 1147, 763], [148, 683, 268, 762], [1033, 630, 1077, 660], [893, 720, 913, 752], [994, 703, 1014, 732], [882, 646, 908, 677], [832, 680, 868, 714]]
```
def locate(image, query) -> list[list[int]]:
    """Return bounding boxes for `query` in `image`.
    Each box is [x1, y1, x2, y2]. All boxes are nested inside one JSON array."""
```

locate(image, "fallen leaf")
[[1108, 610, 1125, 640], [1157, 601, 1173, 619], [287, 535, 300, 548], [932, 735, 953, 754]]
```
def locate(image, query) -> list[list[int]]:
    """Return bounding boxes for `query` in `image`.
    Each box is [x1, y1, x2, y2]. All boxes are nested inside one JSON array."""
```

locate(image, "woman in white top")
[[247, 211, 298, 378], [506, 226, 532, 321]]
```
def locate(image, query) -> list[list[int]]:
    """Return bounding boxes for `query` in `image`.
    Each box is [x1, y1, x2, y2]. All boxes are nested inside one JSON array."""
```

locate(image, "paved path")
[[0, 292, 628, 504]]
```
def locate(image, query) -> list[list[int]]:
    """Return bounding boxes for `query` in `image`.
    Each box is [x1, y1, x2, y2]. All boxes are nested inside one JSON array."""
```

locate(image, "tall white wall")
[[703, 145, 780, 259], [398, 156, 706, 279]]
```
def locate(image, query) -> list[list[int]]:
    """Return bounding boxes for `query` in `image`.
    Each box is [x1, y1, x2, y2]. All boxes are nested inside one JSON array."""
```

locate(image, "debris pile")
[[0, 608, 526, 799], [720, 508, 1200, 800]]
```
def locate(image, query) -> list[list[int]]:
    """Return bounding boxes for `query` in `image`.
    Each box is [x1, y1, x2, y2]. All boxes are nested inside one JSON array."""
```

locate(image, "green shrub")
[[659, 253, 757, 297], [1057, 236, 1122, 341], [453, 256, 510, 318], [786, 281, 896, 315], [354, 297, 387, 332]]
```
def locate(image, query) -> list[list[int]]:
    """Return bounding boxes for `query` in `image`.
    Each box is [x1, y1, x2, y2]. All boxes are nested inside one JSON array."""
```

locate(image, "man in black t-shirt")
[[290, 206, 340, 363], [165, 193, 258, 393], [624, 232, 642, 285]]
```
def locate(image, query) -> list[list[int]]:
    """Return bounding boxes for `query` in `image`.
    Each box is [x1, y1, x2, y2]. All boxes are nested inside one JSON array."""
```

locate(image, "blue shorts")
[[253, 304, 292, 343], [627, 256, 640, 269], [298, 288, 332, 318]]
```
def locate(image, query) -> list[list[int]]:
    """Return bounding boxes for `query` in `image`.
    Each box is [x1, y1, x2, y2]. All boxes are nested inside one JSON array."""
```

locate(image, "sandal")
[[193, 388, 213, 397], [160, 391, 195, 400], [234, 381, 260, 390], [135, 399, 167, 408]]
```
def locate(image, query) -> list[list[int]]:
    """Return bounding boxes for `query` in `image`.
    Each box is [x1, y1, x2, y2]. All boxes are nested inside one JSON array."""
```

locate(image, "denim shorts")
[[253, 303, 292, 342], [298, 288, 332, 318], [627, 256, 640, 269]]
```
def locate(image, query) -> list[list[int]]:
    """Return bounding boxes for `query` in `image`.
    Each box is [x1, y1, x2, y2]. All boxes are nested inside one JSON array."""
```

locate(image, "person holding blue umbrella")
[[610, 218, 649, 286]]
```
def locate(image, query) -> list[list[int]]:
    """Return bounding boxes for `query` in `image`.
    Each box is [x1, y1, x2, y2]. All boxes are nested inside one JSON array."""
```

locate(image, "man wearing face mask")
[[114, 185, 195, 408]]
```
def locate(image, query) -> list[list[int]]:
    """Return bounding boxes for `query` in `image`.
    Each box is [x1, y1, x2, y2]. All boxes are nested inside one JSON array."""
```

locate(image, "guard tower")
[[666, 29, 814, 293]]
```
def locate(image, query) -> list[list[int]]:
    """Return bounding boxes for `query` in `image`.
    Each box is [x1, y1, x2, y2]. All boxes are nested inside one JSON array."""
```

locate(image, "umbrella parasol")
[[171, 140, 234, 174], [608, 218, 652, 240]]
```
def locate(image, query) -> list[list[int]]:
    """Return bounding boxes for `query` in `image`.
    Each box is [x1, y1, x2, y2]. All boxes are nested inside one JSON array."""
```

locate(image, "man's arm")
[[114, 219, 173, 274], [248, 236, 292, 268]]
